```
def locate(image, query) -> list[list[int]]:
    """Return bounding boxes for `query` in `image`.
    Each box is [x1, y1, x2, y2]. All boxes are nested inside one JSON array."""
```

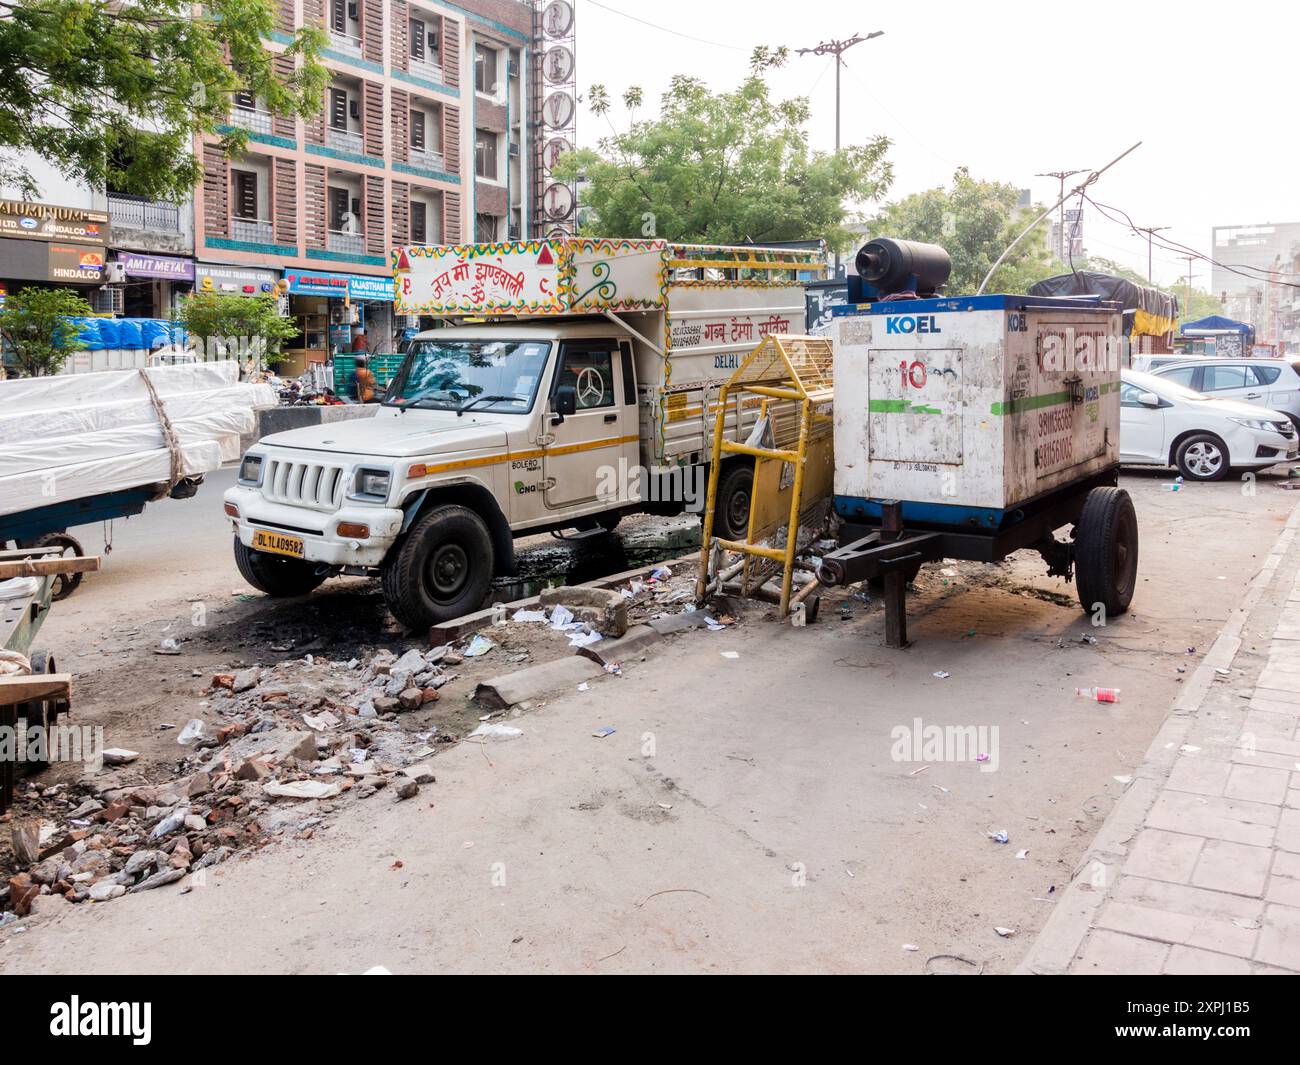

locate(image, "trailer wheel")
[[714, 461, 754, 541], [382, 505, 494, 630], [233, 537, 328, 597], [21, 650, 66, 772], [1075, 486, 1138, 618], [31, 532, 84, 601]]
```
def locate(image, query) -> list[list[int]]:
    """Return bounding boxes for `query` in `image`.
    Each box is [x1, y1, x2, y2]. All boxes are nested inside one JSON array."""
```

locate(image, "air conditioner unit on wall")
[[508, 224, 521, 241], [347, 2, 358, 19], [104, 261, 127, 284], [508, 60, 519, 78], [349, 99, 360, 120]]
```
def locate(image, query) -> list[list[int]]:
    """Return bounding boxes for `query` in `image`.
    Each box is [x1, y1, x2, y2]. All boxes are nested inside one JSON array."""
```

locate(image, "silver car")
[[1148, 358, 1300, 432]]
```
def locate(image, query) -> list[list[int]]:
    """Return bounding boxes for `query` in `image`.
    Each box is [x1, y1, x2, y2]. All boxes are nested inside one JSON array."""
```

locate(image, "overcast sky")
[[570, 0, 1288, 288]]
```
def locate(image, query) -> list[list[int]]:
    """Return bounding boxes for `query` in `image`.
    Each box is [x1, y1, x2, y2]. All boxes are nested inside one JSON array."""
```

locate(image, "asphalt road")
[[8, 467, 1299, 973]]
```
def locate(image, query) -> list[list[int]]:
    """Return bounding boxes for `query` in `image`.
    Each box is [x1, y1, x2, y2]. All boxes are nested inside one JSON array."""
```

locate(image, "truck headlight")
[[353, 468, 391, 500], [238, 454, 263, 485]]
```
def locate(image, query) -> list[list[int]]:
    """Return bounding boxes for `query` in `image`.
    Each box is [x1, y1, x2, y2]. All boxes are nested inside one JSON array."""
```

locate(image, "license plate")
[[252, 530, 305, 558]]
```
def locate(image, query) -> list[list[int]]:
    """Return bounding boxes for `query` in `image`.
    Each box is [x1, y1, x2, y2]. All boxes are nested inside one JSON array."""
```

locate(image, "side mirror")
[[1138, 392, 1161, 409], [552, 385, 577, 423]]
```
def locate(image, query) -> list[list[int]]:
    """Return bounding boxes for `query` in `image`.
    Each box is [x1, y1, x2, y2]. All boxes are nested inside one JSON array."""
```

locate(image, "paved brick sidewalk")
[[1020, 504, 1300, 974]]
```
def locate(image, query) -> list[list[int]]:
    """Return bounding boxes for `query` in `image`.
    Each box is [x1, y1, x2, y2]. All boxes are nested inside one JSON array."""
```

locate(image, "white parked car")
[[1120, 369, 1298, 481]]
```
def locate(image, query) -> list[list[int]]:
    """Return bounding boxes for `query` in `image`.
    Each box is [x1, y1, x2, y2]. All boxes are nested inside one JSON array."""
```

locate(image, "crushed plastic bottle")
[[1075, 686, 1121, 703]]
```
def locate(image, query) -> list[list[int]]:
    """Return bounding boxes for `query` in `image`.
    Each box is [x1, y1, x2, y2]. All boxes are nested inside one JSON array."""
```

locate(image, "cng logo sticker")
[[885, 315, 942, 335]]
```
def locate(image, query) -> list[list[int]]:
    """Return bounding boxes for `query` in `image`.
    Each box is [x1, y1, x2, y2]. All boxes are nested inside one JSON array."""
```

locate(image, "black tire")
[[381, 505, 494, 629], [713, 461, 755, 541], [21, 650, 63, 771], [233, 536, 328, 597], [31, 531, 84, 600], [1174, 432, 1229, 482], [1075, 486, 1138, 618]]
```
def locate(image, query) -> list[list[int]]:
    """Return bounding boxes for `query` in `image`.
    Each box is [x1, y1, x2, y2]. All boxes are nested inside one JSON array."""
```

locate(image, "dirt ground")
[[2, 466, 1297, 973]]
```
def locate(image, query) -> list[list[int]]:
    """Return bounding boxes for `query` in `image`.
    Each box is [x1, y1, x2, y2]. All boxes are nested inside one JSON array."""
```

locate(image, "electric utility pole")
[[1132, 225, 1169, 283], [797, 31, 884, 277], [1036, 169, 1086, 261]]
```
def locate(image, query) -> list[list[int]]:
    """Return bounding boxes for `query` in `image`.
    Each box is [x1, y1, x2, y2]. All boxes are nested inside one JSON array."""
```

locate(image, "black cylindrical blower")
[[855, 238, 951, 297]]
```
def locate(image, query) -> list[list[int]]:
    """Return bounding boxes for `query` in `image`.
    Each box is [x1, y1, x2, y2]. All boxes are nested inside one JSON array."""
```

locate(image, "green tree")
[[867, 169, 1055, 295], [0, 286, 92, 377], [1171, 279, 1224, 327], [174, 292, 298, 370], [0, 0, 326, 201], [555, 48, 892, 252]]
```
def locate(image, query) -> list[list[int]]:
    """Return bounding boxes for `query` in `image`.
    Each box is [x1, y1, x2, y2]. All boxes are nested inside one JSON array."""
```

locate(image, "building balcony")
[[326, 127, 365, 155], [328, 230, 364, 255], [230, 218, 274, 244], [408, 57, 445, 84], [108, 194, 181, 233], [328, 30, 364, 58], [228, 106, 273, 135], [407, 146, 446, 173]]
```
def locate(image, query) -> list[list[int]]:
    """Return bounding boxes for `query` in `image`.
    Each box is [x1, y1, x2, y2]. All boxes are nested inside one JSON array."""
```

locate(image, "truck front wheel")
[[233, 537, 328, 597], [382, 505, 494, 629]]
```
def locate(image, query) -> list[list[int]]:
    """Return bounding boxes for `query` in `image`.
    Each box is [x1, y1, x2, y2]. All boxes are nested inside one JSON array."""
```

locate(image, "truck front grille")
[[261, 459, 346, 511]]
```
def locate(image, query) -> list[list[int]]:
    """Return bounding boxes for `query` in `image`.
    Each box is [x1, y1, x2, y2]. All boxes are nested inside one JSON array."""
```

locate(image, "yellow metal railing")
[[696, 335, 835, 617]]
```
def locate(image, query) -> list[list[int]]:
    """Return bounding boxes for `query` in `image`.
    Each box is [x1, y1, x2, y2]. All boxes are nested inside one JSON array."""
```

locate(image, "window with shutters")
[[232, 170, 258, 219], [410, 110, 425, 150], [411, 201, 427, 244], [329, 88, 348, 130], [409, 16, 425, 60], [330, 0, 346, 33], [233, 90, 256, 111]]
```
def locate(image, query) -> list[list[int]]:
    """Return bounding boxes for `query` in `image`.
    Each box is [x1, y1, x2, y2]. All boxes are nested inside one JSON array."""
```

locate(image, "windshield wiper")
[[456, 395, 518, 417]]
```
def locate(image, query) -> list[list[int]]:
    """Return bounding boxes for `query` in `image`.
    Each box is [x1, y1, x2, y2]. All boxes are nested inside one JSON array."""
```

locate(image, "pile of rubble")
[[2, 644, 462, 922]]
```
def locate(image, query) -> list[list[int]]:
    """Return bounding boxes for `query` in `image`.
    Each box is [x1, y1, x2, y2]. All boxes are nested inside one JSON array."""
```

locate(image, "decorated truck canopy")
[[392, 238, 822, 317]]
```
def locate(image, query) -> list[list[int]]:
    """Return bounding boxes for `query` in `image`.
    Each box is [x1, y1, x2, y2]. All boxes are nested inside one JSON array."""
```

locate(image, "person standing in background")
[[352, 330, 369, 353], [350, 354, 378, 403]]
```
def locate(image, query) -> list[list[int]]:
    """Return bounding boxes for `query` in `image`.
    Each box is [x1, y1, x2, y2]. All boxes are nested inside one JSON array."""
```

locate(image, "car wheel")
[[1175, 433, 1229, 482]]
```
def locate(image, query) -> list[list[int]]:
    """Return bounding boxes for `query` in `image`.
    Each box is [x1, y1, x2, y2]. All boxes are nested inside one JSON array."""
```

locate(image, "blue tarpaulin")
[[1180, 314, 1254, 337], [57, 317, 185, 350]]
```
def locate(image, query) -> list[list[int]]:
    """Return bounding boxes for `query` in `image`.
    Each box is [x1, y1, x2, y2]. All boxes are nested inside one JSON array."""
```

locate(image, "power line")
[[1085, 195, 1300, 291], [581, 0, 747, 51]]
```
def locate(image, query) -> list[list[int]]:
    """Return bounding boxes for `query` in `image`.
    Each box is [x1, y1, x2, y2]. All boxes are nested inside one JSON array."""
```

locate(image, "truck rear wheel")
[[713, 461, 754, 541], [233, 537, 328, 597], [1074, 487, 1138, 618], [382, 505, 494, 629]]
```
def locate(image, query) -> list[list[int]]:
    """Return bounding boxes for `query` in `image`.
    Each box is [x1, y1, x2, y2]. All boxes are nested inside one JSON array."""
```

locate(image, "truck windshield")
[[386, 338, 551, 413]]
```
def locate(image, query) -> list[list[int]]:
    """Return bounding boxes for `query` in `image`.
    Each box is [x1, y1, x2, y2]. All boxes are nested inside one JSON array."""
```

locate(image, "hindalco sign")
[[0, 198, 109, 245]]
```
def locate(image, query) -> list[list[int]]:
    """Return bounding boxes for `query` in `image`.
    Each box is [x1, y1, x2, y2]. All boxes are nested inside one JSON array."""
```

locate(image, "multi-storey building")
[[197, 0, 536, 367]]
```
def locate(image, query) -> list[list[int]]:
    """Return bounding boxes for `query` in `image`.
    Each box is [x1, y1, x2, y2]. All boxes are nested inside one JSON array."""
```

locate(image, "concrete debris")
[[2, 567, 717, 922]]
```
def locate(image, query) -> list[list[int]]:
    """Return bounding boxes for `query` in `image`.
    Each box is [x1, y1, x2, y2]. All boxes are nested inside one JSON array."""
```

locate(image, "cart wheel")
[[1074, 486, 1138, 619], [20, 649, 66, 772], [31, 532, 85, 600]]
